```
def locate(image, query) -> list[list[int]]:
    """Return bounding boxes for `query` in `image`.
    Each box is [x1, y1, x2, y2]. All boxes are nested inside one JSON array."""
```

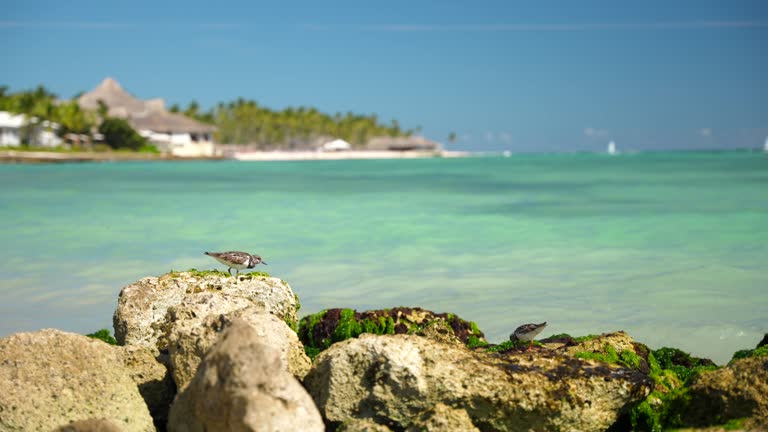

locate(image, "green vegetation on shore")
[[176, 98, 416, 148], [2, 84, 416, 150]]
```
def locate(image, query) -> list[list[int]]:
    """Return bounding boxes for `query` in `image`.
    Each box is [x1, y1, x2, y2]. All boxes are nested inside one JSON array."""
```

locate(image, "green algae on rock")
[[297, 307, 486, 359], [86, 328, 117, 345]]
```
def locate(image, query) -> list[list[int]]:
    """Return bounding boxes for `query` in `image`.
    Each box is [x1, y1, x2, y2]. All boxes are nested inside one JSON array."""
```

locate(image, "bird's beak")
[[261, 261, 268, 265]]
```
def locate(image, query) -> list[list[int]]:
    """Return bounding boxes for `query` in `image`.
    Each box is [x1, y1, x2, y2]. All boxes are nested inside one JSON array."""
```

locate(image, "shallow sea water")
[[1, 151, 766, 363]]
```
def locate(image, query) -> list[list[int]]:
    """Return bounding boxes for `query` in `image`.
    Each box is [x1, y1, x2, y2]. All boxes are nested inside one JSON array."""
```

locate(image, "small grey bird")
[[510, 322, 548, 351], [204, 251, 267, 276]]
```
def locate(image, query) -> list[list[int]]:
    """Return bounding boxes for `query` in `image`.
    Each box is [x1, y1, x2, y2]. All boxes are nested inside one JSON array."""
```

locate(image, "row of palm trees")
[[172, 99, 416, 148], [1, 85, 416, 149]]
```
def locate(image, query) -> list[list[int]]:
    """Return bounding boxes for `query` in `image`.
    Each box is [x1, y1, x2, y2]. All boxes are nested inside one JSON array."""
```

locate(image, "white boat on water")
[[607, 141, 617, 155], [764, 137, 768, 152]]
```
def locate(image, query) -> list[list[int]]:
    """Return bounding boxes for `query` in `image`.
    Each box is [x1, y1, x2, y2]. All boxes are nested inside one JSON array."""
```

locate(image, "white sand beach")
[[231, 150, 471, 161]]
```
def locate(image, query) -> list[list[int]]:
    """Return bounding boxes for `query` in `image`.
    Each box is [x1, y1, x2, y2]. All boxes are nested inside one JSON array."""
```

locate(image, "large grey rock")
[[304, 334, 652, 432], [168, 319, 324, 432], [166, 305, 311, 390], [113, 271, 299, 349], [0, 329, 154, 432]]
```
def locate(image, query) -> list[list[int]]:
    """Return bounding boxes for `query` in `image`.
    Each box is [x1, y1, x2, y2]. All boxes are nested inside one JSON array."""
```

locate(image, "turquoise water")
[[1, 152, 766, 364]]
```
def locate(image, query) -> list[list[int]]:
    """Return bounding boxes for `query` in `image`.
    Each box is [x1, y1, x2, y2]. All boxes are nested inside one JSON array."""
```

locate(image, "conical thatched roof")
[[78, 77, 146, 116], [78, 78, 215, 134], [131, 110, 216, 134]]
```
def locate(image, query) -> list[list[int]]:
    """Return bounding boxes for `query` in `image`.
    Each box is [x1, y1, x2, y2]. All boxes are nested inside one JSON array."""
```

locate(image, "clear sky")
[[2, 0, 766, 152]]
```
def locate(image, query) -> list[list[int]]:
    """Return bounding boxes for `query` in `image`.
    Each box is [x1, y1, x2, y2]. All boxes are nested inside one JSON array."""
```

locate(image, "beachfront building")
[[0, 110, 63, 148], [366, 135, 442, 152], [78, 78, 218, 157], [320, 138, 352, 152]]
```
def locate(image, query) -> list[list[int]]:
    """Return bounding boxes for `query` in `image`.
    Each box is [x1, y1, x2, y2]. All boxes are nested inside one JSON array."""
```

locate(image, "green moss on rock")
[[730, 344, 768, 363], [168, 268, 271, 279], [297, 307, 486, 358], [574, 343, 642, 370], [653, 347, 718, 384], [86, 329, 117, 345]]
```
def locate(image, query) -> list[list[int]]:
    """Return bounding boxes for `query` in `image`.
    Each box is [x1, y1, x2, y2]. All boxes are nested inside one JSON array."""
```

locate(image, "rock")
[[557, 331, 653, 374], [404, 404, 480, 432], [120, 345, 176, 429], [680, 356, 768, 428], [168, 319, 324, 432], [0, 329, 154, 432], [304, 334, 651, 431], [113, 270, 299, 349], [298, 307, 485, 358], [166, 305, 311, 390], [53, 418, 124, 432], [757, 333, 768, 348], [337, 419, 393, 432]]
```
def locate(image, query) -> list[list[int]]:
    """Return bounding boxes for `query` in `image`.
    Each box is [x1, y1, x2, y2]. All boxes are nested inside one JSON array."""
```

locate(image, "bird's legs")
[[227, 268, 233, 276], [526, 340, 534, 352]]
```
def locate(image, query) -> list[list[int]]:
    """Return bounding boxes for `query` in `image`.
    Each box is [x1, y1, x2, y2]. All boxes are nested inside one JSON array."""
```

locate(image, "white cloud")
[[307, 21, 768, 33]]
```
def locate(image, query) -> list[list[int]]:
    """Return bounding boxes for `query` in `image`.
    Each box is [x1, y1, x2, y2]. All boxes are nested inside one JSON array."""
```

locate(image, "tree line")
[[0, 84, 416, 150], [0, 85, 147, 150], [170, 98, 416, 149]]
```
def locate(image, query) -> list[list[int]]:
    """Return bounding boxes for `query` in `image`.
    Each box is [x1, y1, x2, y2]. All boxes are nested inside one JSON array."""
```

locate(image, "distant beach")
[[0, 149, 470, 163]]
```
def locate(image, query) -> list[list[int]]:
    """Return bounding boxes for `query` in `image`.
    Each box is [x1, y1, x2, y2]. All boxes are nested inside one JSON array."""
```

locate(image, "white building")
[[0, 111, 63, 148], [78, 78, 218, 157], [321, 138, 352, 152]]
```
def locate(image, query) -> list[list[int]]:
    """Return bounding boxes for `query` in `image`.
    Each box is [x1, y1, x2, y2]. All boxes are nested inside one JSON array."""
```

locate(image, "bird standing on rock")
[[510, 322, 548, 351], [204, 251, 267, 277]]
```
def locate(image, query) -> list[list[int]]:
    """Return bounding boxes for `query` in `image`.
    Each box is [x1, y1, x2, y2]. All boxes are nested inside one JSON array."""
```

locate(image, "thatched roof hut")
[[78, 78, 215, 134], [366, 136, 442, 151]]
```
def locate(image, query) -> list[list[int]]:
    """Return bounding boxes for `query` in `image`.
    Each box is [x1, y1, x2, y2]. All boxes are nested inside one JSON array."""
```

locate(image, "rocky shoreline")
[[1, 270, 765, 431]]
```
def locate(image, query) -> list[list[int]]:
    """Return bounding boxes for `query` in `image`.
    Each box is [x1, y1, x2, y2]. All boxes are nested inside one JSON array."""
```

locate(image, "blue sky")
[[2, 0, 767, 151]]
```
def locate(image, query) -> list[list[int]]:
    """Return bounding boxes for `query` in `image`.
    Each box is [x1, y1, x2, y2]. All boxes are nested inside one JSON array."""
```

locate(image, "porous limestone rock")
[[113, 271, 299, 349], [404, 403, 480, 432], [120, 345, 176, 428], [0, 329, 154, 432], [168, 319, 324, 432], [681, 356, 768, 429], [53, 418, 124, 432], [337, 419, 393, 432], [304, 333, 652, 432], [166, 304, 311, 390]]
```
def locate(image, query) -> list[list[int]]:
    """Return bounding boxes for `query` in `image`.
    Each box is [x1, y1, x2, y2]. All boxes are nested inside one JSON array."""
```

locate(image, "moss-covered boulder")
[[653, 347, 717, 384], [729, 333, 768, 364], [556, 331, 652, 373], [679, 355, 768, 430], [304, 333, 652, 431], [297, 307, 485, 359]]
